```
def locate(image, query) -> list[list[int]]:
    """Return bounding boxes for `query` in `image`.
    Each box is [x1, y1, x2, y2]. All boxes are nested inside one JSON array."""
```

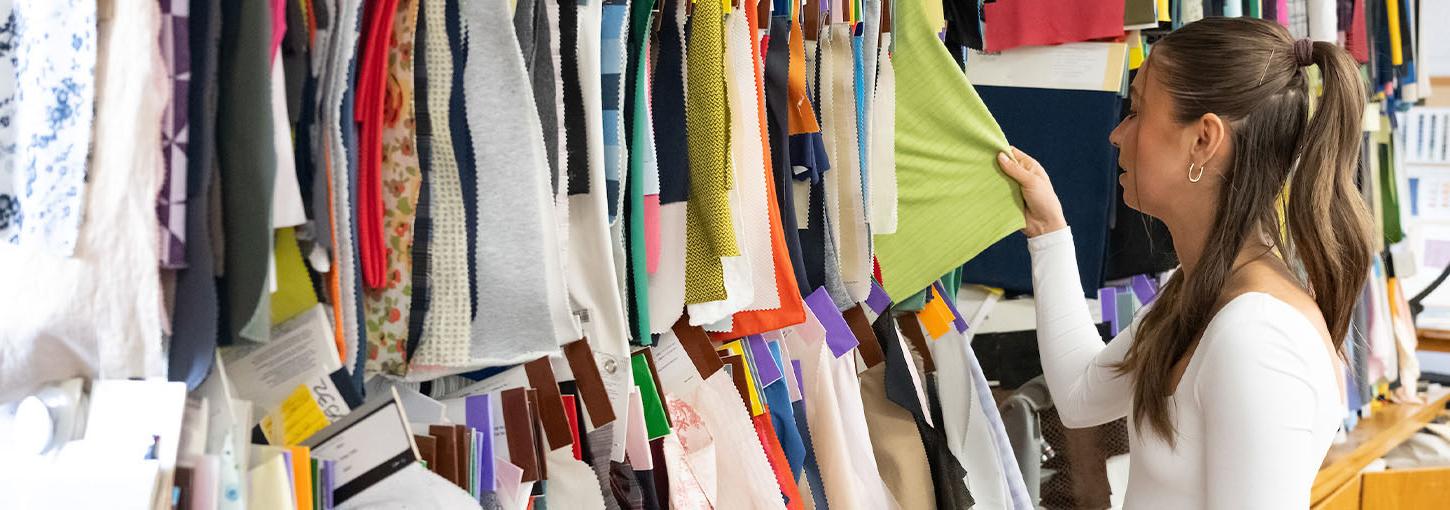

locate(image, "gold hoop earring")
[[1188, 162, 1205, 183]]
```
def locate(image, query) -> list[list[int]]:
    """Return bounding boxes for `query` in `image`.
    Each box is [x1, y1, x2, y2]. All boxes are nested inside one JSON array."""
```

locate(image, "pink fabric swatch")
[[983, 0, 1125, 52]]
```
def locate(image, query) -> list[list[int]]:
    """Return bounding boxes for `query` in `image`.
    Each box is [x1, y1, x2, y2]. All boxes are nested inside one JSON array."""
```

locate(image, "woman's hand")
[[997, 147, 1068, 238]]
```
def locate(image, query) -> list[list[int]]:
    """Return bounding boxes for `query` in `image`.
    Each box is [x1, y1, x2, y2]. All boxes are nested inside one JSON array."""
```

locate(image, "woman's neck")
[[1167, 218, 1275, 278]]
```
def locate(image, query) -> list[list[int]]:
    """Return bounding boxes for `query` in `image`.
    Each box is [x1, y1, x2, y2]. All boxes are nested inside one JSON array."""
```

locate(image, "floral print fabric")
[[364, 0, 421, 377], [0, 0, 98, 255]]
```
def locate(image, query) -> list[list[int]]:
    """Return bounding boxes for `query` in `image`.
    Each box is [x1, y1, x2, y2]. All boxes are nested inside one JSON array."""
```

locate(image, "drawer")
[[1361, 466, 1450, 509], [1312, 475, 1361, 510]]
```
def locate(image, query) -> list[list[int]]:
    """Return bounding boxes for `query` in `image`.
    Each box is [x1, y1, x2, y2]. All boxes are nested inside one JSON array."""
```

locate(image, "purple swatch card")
[[805, 287, 859, 358], [1098, 287, 1119, 336], [747, 335, 784, 387], [1131, 274, 1158, 306], [464, 394, 495, 491], [865, 281, 892, 316], [934, 282, 970, 333]]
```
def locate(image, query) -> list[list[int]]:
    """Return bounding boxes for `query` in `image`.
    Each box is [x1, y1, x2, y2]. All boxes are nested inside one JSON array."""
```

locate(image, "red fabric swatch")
[[355, 0, 400, 289], [753, 412, 805, 510], [983, 0, 1125, 52]]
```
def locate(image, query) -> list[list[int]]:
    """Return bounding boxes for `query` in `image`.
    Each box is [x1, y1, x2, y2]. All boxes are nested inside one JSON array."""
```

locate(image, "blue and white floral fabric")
[[0, 0, 98, 255]]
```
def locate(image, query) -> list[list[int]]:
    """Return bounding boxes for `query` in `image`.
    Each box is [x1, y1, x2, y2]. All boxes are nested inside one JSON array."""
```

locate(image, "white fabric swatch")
[[868, 33, 898, 235], [0, 0, 165, 401], [544, 446, 609, 510], [570, 0, 633, 461]]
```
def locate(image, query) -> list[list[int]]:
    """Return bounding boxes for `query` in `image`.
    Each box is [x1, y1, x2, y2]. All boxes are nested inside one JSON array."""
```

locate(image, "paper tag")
[[654, 330, 705, 397], [804, 288, 859, 357], [223, 305, 343, 412]]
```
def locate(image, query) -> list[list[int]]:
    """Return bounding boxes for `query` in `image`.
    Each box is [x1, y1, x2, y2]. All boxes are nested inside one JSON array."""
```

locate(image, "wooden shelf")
[[1418, 328, 1450, 353], [1311, 387, 1450, 507]]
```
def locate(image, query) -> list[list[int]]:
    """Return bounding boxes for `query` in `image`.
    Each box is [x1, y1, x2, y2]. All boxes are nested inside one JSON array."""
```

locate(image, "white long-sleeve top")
[[1029, 228, 1342, 509]]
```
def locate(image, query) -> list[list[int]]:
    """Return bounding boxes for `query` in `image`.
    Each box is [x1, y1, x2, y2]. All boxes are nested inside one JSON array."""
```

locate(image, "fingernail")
[[997, 152, 1009, 162]]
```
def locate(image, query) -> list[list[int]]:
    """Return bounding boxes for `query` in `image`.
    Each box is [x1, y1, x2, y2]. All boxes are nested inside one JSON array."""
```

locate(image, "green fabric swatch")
[[873, 0, 1023, 302], [632, 352, 672, 439]]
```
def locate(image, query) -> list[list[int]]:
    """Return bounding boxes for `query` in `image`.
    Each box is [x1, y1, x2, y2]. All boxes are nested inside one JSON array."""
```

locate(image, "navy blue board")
[[962, 86, 1121, 296]]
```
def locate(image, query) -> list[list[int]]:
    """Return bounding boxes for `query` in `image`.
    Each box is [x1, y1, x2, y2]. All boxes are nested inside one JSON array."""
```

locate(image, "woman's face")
[[1109, 59, 1217, 224]]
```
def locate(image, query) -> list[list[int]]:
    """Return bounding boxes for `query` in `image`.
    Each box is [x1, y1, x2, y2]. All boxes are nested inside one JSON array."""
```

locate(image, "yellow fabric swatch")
[[270, 228, 319, 325], [720, 339, 765, 416], [684, 0, 740, 304], [1157, 0, 1170, 21]]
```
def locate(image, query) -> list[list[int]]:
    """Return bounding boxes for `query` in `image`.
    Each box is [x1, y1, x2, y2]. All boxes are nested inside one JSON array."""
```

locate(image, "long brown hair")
[[1120, 18, 1373, 444]]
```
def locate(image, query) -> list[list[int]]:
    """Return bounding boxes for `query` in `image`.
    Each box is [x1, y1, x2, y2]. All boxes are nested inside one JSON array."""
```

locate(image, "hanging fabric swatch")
[[709, 0, 808, 340], [0, 0, 98, 255], [406, 0, 569, 378], [823, 25, 872, 303], [407, 0, 471, 367], [872, 0, 1021, 302], [647, 0, 689, 334], [983, 0, 1126, 52], [868, 33, 897, 235], [683, 0, 742, 308], [219, 0, 279, 344], [689, 8, 767, 326], [356, 0, 400, 290], [158, 0, 189, 269], [0, 0, 164, 400], [364, 0, 421, 377], [623, 0, 658, 342], [764, 13, 813, 298], [168, 0, 222, 390], [570, 0, 635, 462], [962, 87, 1120, 296]]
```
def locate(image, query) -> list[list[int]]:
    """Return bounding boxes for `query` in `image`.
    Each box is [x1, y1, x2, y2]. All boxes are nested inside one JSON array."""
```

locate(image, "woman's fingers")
[[1011, 146, 1044, 175], [997, 151, 1032, 184]]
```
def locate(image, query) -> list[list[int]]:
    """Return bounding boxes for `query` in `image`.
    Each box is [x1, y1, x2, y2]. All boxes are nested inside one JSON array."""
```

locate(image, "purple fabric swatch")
[[465, 394, 495, 491], [934, 282, 969, 333], [1099, 287, 1118, 336], [805, 287, 859, 358], [865, 280, 892, 315], [748, 335, 784, 387]]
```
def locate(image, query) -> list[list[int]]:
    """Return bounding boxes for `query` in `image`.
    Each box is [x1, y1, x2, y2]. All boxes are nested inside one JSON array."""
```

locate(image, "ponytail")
[[1284, 42, 1373, 346]]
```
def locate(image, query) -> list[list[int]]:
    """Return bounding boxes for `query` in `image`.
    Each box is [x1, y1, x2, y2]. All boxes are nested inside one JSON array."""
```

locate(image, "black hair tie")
[[1293, 38, 1314, 67]]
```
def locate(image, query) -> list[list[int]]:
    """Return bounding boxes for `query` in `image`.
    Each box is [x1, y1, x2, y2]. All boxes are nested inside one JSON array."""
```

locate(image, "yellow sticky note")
[[263, 384, 331, 446], [720, 339, 765, 416], [271, 228, 319, 325]]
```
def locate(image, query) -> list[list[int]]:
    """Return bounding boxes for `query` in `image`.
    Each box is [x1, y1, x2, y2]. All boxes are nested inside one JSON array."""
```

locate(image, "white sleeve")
[[1028, 228, 1134, 428], [1198, 299, 1322, 509]]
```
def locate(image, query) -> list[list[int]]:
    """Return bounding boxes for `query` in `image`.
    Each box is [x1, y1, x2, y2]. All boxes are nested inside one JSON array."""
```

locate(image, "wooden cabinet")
[[1361, 467, 1450, 510], [1309, 385, 1450, 509]]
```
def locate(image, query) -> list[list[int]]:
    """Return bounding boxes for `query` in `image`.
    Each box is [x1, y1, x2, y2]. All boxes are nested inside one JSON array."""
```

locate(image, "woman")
[[996, 18, 1371, 508]]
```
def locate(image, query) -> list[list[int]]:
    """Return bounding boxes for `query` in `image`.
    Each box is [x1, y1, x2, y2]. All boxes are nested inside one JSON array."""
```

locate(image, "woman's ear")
[[1193, 112, 1229, 173]]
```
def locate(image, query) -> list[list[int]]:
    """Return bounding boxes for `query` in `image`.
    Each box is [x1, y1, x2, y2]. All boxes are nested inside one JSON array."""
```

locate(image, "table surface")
[[1310, 386, 1450, 506]]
